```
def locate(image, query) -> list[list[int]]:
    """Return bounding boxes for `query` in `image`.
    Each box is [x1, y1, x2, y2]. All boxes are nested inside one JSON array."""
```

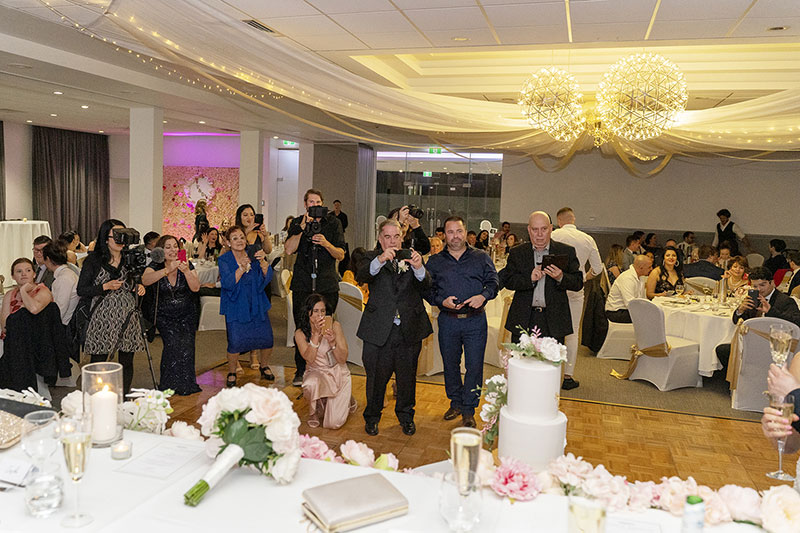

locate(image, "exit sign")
[[422, 171, 432, 177], [282, 140, 297, 147], [428, 148, 442, 154]]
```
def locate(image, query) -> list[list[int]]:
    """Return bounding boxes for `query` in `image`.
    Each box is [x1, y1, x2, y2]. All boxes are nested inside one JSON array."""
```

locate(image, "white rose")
[[61, 390, 85, 416], [272, 433, 299, 455], [166, 421, 204, 441], [717, 484, 761, 524], [761, 485, 800, 533], [538, 337, 567, 363], [215, 387, 251, 414], [197, 396, 222, 436], [243, 384, 292, 426], [518, 333, 533, 347], [204, 436, 224, 458], [269, 448, 301, 484], [339, 440, 375, 467], [264, 411, 300, 445]]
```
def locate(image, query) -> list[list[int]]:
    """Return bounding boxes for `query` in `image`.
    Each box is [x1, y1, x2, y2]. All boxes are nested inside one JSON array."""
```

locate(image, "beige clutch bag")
[[0, 411, 24, 449], [301, 473, 409, 533]]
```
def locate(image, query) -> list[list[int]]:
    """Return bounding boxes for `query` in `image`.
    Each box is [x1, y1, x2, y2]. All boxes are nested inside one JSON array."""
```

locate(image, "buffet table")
[[0, 430, 758, 532], [0, 220, 51, 288]]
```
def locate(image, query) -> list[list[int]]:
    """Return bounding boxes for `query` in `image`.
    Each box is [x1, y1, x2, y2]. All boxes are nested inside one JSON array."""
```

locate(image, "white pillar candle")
[[91, 385, 118, 442]]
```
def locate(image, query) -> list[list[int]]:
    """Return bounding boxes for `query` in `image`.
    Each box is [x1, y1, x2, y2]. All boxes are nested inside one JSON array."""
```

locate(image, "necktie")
[[391, 259, 398, 273]]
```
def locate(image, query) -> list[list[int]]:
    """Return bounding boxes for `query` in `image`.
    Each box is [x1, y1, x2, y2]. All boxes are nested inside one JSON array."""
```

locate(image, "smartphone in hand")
[[254, 213, 264, 228], [747, 288, 760, 307], [395, 248, 412, 261], [177, 249, 187, 262], [322, 315, 333, 333]]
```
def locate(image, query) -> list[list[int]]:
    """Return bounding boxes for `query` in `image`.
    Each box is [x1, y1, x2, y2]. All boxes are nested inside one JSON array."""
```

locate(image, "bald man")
[[499, 211, 583, 390]]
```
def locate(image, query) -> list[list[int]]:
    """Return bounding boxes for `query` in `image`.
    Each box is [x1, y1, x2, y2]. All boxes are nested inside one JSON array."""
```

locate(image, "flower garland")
[[299, 434, 400, 471], [478, 375, 506, 446], [502, 327, 567, 365]]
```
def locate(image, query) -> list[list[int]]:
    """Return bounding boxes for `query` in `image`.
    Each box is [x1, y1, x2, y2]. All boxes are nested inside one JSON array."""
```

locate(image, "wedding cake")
[[498, 357, 567, 471]]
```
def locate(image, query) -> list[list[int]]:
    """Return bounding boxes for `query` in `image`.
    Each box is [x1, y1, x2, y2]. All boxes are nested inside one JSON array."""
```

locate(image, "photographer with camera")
[[285, 189, 345, 386], [77, 219, 147, 394], [387, 205, 430, 256]]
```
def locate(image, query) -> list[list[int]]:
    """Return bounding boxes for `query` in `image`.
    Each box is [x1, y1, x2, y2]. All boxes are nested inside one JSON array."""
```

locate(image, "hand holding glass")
[[769, 324, 794, 367], [766, 393, 795, 482]]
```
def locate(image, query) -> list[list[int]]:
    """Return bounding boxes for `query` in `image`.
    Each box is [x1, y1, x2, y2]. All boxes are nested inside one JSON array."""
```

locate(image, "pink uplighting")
[[163, 132, 240, 137]]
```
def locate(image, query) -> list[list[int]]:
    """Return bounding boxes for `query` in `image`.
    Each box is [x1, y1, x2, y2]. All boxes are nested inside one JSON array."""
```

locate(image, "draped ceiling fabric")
[[77, 0, 800, 169]]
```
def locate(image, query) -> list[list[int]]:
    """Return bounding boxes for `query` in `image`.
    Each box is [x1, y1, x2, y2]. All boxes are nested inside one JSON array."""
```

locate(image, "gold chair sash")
[[726, 319, 799, 391], [338, 293, 364, 312], [611, 342, 671, 380]]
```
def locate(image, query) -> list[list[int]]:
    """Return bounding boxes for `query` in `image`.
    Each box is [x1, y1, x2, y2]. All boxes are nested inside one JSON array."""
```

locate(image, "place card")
[[0, 457, 34, 486], [606, 516, 662, 532], [115, 440, 204, 479]]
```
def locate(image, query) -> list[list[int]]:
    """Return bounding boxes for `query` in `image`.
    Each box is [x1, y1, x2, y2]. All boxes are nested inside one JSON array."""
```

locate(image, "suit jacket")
[[787, 269, 800, 296], [733, 290, 800, 328], [683, 260, 724, 281], [355, 249, 433, 347], [499, 240, 583, 339]]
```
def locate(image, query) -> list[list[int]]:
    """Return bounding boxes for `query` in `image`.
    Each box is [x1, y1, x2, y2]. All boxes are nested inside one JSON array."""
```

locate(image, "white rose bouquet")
[[502, 327, 567, 365], [184, 384, 301, 506]]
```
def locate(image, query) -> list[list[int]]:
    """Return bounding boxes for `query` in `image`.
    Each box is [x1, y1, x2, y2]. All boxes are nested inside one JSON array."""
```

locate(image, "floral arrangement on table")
[[299, 434, 400, 471], [61, 388, 174, 434], [477, 374, 507, 446], [502, 327, 567, 366], [184, 384, 302, 506], [0, 387, 51, 407]]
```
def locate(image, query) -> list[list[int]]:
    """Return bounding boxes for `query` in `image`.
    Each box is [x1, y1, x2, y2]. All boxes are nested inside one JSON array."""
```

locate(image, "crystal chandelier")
[[518, 67, 585, 142], [596, 53, 687, 141], [583, 109, 612, 147]]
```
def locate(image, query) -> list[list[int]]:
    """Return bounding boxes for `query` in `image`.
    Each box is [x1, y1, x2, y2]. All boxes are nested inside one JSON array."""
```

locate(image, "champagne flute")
[[674, 283, 685, 298], [21, 410, 59, 467], [59, 414, 93, 528], [766, 393, 795, 481], [769, 324, 794, 367], [450, 428, 482, 496]]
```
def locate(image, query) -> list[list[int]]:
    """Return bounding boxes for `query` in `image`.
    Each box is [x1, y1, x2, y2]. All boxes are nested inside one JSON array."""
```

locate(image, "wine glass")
[[439, 472, 481, 532], [59, 413, 93, 528], [674, 283, 685, 298], [766, 393, 795, 481], [769, 324, 794, 367], [21, 410, 59, 467]]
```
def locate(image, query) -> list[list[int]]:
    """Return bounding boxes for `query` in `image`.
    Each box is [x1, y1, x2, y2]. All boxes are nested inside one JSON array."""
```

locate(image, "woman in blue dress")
[[219, 225, 274, 387]]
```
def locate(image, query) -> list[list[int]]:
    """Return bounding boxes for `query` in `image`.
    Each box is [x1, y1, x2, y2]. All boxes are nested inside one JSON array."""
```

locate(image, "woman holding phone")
[[142, 235, 201, 395], [294, 293, 354, 429], [235, 203, 272, 254]]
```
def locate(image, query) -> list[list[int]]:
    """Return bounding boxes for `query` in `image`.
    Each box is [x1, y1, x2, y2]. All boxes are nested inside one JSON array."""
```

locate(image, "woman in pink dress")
[[294, 294, 356, 429]]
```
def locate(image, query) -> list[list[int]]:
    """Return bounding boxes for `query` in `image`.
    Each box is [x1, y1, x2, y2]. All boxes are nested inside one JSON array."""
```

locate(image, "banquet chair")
[[485, 295, 512, 367], [336, 282, 364, 367], [622, 298, 702, 391], [479, 220, 493, 232], [282, 269, 295, 347], [198, 296, 226, 331], [746, 253, 764, 268], [730, 317, 800, 412], [597, 265, 635, 360], [685, 276, 717, 295], [776, 269, 792, 292]]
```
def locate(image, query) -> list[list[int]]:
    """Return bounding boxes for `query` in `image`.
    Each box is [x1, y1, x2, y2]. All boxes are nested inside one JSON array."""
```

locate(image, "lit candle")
[[91, 384, 118, 442], [111, 440, 132, 460]]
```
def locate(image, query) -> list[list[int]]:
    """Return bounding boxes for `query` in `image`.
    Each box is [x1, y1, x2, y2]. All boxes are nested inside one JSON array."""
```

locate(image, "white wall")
[[108, 134, 130, 222], [275, 149, 299, 232], [3, 121, 32, 219], [501, 151, 800, 237]]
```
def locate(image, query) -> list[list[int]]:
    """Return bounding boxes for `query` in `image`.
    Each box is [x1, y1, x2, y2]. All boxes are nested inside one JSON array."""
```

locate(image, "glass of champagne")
[[21, 410, 59, 467], [59, 414, 93, 528], [439, 472, 481, 533], [450, 427, 482, 495], [766, 393, 795, 481], [674, 283, 685, 298], [769, 324, 794, 367]]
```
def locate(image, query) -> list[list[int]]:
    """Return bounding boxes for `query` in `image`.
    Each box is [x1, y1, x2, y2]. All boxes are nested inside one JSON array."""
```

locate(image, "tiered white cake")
[[498, 357, 567, 471]]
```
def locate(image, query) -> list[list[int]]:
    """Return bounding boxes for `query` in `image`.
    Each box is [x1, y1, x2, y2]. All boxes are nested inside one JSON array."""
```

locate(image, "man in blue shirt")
[[426, 216, 498, 428]]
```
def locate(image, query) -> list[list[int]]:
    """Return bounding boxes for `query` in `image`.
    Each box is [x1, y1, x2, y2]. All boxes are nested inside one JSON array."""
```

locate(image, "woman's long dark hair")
[[347, 247, 367, 274], [94, 219, 125, 264], [297, 293, 331, 340], [658, 245, 684, 283], [235, 204, 255, 227]]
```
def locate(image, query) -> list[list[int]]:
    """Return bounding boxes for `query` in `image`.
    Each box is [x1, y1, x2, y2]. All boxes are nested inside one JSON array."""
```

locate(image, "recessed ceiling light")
[[451, 36, 469, 42], [50, 113, 57, 117], [81, 105, 89, 109], [26, 120, 32, 123], [53, 91, 63, 95], [273, 136, 279, 139], [162, 120, 168, 123], [198, 120, 206, 124], [99, 130, 104, 133], [7, 63, 32, 69], [767, 26, 788, 31]]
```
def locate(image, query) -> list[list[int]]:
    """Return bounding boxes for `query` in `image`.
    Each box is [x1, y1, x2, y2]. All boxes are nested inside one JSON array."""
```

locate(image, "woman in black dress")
[[77, 219, 146, 394], [142, 235, 201, 395], [646, 246, 684, 299]]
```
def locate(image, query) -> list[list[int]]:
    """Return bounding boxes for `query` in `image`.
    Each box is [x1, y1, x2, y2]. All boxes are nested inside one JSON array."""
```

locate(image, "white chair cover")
[[336, 282, 364, 367], [627, 298, 702, 391], [597, 321, 635, 360], [685, 276, 718, 295], [746, 253, 765, 268], [198, 296, 226, 331], [479, 220, 493, 232], [731, 317, 800, 412]]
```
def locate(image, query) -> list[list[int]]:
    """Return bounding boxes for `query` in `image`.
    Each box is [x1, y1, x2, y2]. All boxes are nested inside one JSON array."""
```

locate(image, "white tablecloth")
[[0, 220, 51, 287], [191, 261, 219, 285], [0, 430, 757, 532], [653, 297, 738, 376]]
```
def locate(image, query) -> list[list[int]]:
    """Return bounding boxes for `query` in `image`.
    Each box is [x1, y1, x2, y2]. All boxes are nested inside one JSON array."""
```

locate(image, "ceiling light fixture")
[[81, 105, 89, 109], [451, 37, 469, 42], [26, 120, 33, 123], [198, 120, 206, 124], [99, 130, 104, 133], [50, 113, 57, 117], [519, 66, 585, 142], [273, 136, 279, 139], [53, 91, 63, 95], [163, 120, 168, 123], [767, 26, 788, 31], [7, 63, 33, 69]]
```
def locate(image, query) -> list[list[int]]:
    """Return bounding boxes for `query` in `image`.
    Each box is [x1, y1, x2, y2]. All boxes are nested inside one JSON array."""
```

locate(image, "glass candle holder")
[[81, 362, 123, 447]]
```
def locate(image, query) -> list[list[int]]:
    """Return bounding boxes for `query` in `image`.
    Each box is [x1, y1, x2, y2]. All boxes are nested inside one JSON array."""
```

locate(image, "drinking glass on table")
[[769, 324, 794, 367], [21, 410, 59, 467], [450, 427, 482, 495], [766, 393, 795, 481], [674, 282, 685, 297], [439, 472, 482, 533], [59, 413, 93, 528]]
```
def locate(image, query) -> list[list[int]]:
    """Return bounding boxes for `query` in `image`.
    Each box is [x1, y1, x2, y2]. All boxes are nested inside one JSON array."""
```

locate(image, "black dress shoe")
[[401, 421, 416, 436], [461, 414, 476, 428], [561, 376, 580, 390], [443, 407, 461, 421], [365, 421, 379, 436]]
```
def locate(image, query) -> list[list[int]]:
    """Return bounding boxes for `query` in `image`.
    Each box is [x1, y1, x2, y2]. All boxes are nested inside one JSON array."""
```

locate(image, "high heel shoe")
[[259, 366, 275, 381], [226, 372, 237, 388]]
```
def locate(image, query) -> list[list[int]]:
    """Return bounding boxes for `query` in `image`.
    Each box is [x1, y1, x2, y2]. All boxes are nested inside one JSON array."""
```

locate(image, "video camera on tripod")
[[304, 205, 329, 237], [112, 228, 148, 282]]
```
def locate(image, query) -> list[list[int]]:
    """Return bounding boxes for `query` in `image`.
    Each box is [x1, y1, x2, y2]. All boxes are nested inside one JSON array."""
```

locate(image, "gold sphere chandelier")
[[518, 66, 585, 142], [596, 53, 688, 141]]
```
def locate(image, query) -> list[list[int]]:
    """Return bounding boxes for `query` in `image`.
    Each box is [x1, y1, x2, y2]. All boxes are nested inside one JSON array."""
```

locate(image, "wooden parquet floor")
[[169, 364, 794, 492]]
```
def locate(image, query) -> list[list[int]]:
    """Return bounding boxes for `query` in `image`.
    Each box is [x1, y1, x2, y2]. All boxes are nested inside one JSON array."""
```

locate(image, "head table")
[[0, 430, 759, 532]]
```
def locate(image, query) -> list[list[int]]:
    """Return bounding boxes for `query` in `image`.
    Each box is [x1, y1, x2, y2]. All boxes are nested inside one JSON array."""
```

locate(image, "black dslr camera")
[[112, 228, 148, 281], [304, 205, 329, 237], [407, 205, 424, 220]]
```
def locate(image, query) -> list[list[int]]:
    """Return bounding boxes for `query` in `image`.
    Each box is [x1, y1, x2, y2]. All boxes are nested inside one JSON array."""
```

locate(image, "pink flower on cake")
[[627, 480, 658, 512], [340, 440, 376, 467], [698, 485, 732, 526], [549, 453, 594, 490], [717, 484, 761, 524], [299, 435, 342, 462], [654, 476, 698, 516], [761, 485, 800, 533], [581, 465, 629, 512], [491, 457, 540, 502]]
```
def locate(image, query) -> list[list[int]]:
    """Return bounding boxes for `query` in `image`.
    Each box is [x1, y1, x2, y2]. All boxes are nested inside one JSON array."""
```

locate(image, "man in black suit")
[[683, 245, 724, 281], [356, 219, 432, 437], [786, 251, 800, 296], [499, 211, 583, 389]]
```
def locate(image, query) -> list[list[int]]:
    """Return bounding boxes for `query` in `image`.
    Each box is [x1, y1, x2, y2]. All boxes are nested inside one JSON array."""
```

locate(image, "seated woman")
[[475, 230, 490, 250], [195, 227, 224, 263], [723, 255, 750, 296], [762, 356, 800, 455], [605, 244, 624, 284], [341, 247, 369, 304], [0, 258, 69, 393], [504, 233, 519, 254], [646, 246, 684, 299], [429, 236, 444, 256], [294, 294, 355, 429]]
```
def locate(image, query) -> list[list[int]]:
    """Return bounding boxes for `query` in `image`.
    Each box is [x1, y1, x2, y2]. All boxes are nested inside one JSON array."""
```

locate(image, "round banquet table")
[[0, 220, 51, 287], [652, 297, 738, 376], [190, 260, 219, 285]]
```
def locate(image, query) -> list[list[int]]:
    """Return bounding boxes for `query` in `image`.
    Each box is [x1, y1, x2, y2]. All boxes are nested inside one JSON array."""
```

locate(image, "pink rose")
[[581, 465, 629, 512], [627, 480, 657, 512], [339, 440, 375, 467], [698, 485, 731, 526], [299, 434, 340, 462], [491, 457, 540, 502], [761, 485, 800, 533], [717, 484, 761, 524], [548, 453, 594, 489], [655, 476, 698, 516]]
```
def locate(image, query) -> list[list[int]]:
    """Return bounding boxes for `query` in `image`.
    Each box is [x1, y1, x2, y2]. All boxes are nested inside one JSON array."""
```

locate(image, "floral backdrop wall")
[[162, 166, 239, 240]]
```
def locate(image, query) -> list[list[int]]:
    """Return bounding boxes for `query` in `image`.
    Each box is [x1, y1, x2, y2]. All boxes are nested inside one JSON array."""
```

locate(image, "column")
[[128, 107, 163, 235], [239, 130, 263, 211]]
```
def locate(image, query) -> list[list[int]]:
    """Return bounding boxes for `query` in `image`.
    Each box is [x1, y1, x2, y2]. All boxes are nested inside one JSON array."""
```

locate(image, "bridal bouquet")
[[502, 326, 567, 366], [184, 384, 301, 506]]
